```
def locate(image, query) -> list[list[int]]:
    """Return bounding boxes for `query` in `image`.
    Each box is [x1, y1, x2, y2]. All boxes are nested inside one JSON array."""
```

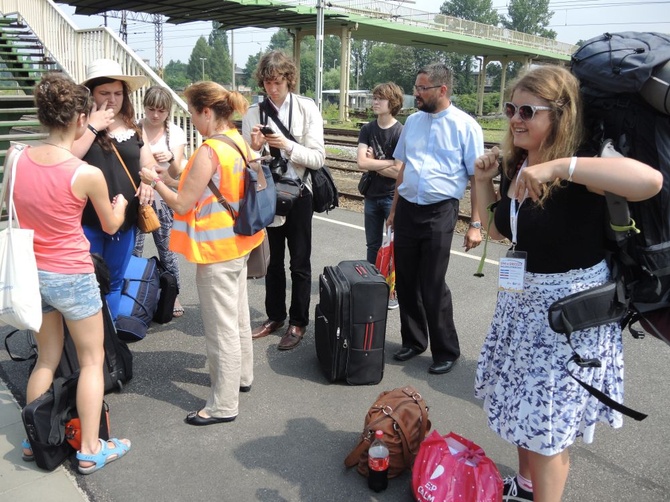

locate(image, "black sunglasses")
[[504, 102, 552, 121]]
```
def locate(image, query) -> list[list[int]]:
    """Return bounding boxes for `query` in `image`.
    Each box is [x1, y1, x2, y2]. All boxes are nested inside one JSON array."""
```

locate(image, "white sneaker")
[[387, 292, 398, 310], [502, 476, 534, 501]]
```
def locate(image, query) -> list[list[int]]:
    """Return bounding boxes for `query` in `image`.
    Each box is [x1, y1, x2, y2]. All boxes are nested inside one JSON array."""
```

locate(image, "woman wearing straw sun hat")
[[73, 58, 156, 322]]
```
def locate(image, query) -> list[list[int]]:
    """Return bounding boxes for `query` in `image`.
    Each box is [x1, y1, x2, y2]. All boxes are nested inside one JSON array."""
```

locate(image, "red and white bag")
[[412, 430, 503, 502], [375, 228, 395, 296]]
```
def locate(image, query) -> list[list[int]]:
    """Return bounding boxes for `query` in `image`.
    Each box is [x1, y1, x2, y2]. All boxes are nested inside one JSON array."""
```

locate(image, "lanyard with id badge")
[[499, 166, 528, 293]]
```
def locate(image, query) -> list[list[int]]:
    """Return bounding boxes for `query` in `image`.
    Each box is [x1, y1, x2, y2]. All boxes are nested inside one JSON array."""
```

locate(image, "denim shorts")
[[39, 270, 102, 321]]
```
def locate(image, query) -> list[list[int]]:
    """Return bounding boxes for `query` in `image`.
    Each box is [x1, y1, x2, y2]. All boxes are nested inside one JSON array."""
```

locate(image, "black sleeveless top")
[[82, 135, 143, 232], [494, 166, 607, 274]]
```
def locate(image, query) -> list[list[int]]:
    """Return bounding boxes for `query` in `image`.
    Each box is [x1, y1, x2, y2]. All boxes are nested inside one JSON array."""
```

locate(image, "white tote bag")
[[0, 145, 42, 331]]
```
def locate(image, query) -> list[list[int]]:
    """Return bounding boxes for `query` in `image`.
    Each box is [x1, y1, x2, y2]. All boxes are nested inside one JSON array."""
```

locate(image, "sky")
[[56, 1, 669, 69]]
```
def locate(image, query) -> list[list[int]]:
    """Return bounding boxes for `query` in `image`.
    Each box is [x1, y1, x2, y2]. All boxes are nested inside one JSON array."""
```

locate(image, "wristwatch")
[[469, 221, 482, 229], [150, 178, 161, 189]]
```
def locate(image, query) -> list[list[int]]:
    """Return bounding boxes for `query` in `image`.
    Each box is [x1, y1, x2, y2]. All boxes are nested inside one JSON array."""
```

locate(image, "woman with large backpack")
[[473, 65, 662, 501]]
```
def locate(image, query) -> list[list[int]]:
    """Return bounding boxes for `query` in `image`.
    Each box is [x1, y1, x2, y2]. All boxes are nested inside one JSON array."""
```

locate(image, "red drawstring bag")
[[375, 228, 395, 296], [412, 430, 503, 502]]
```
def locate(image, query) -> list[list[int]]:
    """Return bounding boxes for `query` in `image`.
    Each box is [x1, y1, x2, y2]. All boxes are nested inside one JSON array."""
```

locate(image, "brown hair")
[[34, 73, 92, 129], [372, 82, 404, 116], [184, 81, 248, 128], [501, 65, 583, 202], [143, 86, 173, 147], [143, 85, 173, 111], [85, 76, 141, 150], [254, 50, 298, 93]]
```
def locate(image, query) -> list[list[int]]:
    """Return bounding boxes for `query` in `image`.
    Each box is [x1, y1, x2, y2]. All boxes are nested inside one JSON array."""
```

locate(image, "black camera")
[[268, 156, 289, 177]]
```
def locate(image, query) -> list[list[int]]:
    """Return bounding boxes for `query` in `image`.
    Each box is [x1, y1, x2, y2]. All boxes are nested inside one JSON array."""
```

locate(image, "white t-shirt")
[[142, 121, 187, 200]]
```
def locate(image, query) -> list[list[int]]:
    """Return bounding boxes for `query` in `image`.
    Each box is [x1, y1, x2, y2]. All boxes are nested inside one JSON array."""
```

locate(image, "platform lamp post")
[[200, 57, 207, 80]]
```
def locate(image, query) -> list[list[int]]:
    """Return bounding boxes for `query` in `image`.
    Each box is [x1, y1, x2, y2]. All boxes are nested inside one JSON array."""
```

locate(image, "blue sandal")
[[76, 438, 131, 475], [21, 439, 34, 462]]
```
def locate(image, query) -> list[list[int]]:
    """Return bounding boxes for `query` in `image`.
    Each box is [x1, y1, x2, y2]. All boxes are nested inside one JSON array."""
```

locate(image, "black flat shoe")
[[239, 385, 252, 393], [185, 411, 237, 426], [428, 359, 458, 375], [393, 347, 422, 362]]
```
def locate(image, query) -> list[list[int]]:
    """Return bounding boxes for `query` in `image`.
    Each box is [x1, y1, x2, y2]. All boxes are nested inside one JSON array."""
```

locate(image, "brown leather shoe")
[[252, 319, 284, 339], [277, 325, 306, 351]]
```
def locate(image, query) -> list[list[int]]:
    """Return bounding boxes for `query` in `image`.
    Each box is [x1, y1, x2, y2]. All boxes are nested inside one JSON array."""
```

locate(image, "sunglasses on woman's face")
[[504, 102, 552, 121]]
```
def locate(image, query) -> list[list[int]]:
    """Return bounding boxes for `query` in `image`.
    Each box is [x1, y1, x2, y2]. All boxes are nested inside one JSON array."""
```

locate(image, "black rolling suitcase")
[[56, 300, 133, 393], [315, 260, 389, 385]]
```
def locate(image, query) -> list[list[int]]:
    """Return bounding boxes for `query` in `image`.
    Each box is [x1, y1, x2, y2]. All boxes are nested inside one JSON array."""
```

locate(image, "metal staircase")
[[0, 0, 195, 180], [0, 16, 54, 170]]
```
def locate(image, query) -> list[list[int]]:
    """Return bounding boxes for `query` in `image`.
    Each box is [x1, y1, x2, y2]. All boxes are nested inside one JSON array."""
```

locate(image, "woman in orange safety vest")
[[140, 81, 264, 426]]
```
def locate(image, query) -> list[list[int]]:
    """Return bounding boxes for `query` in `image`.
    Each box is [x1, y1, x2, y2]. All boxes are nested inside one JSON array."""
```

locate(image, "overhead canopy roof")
[[60, 0, 575, 62]]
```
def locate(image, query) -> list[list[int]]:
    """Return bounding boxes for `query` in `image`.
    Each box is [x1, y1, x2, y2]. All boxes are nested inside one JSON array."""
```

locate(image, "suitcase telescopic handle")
[[354, 263, 368, 277]]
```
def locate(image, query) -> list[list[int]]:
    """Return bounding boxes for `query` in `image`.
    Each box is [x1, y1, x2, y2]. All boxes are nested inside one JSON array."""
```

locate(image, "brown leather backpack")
[[344, 385, 431, 478]]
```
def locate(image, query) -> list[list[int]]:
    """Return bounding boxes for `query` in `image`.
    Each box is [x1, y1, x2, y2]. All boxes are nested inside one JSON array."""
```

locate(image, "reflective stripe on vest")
[[170, 133, 264, 264]]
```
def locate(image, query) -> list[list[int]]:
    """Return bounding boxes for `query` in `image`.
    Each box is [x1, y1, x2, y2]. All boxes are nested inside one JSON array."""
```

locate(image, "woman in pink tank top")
[[11, 73, 131, 474]]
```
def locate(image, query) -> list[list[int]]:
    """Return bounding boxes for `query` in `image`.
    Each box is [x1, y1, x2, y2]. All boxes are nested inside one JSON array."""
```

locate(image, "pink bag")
[[412, 430, 503, 502]]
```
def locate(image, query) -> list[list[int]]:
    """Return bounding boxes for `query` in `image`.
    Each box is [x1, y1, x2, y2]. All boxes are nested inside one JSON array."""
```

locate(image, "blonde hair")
[[184, 81, 248, 127], [502, 65, 583, 178]]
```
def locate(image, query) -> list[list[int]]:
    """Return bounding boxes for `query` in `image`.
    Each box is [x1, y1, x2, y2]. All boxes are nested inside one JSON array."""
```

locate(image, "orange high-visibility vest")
[[170, 131, 264, 264]]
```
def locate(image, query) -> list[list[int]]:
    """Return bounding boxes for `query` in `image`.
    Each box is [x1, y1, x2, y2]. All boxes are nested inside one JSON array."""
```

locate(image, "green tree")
[[209, 37, 232, 85], [503, 0, 556, 39], [323, 35, 341, 72], [269, 29, 292, 51], [440, 0, 499, 25], [187, 37, 212, 82], [242, 51, 262, 89], [208, 21, 230, 50], [351, 39, 377, 89], [204, 22, 232, 86], [362, 44, 417, 93], [163, 59, 189, 91], [323, 67, 341, 90], [440, 0, 500, 96]]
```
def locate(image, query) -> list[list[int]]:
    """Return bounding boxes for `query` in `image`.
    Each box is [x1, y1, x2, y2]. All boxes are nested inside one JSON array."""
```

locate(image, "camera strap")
[[260, 95, 294, 165]]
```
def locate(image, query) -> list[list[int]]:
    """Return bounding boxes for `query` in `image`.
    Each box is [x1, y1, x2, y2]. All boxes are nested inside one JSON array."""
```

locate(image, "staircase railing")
[[0, 0, 196, 156]]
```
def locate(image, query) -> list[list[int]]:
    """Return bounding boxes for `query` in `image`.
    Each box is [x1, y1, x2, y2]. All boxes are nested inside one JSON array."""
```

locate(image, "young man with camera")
[[242, 51, 326, 351]]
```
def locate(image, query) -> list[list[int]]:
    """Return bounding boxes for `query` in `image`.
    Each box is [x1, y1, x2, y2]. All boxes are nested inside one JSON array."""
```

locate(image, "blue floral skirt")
[[474, 260, 623, 456]]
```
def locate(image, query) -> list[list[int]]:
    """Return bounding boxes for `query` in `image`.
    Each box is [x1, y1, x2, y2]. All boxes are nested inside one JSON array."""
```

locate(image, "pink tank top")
[[12, 148, 94, 273]]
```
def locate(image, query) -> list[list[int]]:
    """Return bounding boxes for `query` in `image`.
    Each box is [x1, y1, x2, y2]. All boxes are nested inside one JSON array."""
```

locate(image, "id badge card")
[[498, 250, 527, 292]]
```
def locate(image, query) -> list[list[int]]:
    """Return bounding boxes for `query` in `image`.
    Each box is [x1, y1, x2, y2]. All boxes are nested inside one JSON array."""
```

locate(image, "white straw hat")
[[81, 59, 148, 92]]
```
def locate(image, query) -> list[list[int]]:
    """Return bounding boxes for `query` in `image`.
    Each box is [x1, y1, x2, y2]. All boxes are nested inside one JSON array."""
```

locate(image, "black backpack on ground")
[[548, 32, 670, 421]]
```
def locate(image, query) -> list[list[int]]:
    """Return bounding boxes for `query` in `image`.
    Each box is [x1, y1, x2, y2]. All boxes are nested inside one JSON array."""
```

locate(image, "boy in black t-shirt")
[[357, 82, 404, 309]]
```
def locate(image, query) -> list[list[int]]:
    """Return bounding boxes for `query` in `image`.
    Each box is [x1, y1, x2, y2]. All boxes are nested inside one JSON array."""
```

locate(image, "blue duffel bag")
[[116, 255, 161, 342]]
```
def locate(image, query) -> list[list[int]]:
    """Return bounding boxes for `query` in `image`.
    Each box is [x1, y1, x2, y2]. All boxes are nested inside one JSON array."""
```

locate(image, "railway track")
[[325, 152, 498, 226], [231, 123, 500, 227]]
